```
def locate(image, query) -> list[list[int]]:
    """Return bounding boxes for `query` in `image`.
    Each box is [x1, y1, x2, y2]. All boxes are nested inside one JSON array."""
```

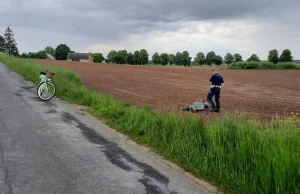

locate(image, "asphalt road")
[[0, 63, 212, 194]]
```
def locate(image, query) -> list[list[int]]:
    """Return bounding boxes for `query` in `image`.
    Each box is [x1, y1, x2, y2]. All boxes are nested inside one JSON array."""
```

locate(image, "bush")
[[261, 61, 276, 69], [277, 62, 298, 69], [244, 61, 261, 69]]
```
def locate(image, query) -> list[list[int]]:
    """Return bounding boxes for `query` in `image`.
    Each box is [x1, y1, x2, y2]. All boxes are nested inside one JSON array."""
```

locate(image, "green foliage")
[[174, 52, 183, 65], [127, 52, 133, 65], [107, 50, 117, 63], [160, 53, 169, 65], [182, 51, 191, 66], [92, 53, 105, 63], [230, 61, 300, 69], [114, 50, 128, 64], [44, 46, 56, 56], [133, 50, 141, 65], [280, 49, 293, 62], [268, 49, 279, 64], [3, 27, 19, 56], [224, 53, 234, 66], [152, 52, 160, 65], [247, 54, 260, 62], [234, 53, 243, 62], [55, 44, 71, 60], [0, 35, 5, 52], [194, 52, 206, 66], [35, 50, 47, 59], [214, 55, 223, 66], [168, 54, 175, 65], [140, 49, 149, 65], [206, 51, 216, 66], [1, 53, 300, 194]]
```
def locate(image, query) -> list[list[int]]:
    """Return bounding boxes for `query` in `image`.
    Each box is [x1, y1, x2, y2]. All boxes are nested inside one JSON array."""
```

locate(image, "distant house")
[[67, 53, 89, 62]]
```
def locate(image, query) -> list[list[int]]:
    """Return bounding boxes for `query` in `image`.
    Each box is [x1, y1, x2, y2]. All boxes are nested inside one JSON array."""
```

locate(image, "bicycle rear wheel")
[[37, 81, 56, 101]]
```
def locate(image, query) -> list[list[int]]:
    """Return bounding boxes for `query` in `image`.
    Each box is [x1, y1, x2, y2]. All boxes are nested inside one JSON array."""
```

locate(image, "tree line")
[[0, 27, 295, 66]]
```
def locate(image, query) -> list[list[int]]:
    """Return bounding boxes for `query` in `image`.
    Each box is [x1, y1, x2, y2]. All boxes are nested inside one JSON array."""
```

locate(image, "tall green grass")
[[1, 52, 300, 194], [230, 61, 300, 69]]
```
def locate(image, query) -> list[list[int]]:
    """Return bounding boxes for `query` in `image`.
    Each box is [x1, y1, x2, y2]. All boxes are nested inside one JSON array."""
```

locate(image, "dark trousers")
[[207, 87, 221, 110]]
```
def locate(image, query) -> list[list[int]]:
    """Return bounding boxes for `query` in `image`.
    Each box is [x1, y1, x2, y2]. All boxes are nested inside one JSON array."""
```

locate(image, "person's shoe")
[[213, 109, 220, 113]]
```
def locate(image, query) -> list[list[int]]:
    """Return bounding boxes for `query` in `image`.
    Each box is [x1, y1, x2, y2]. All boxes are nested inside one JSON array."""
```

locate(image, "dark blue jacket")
[[209, 73, 224, 86]]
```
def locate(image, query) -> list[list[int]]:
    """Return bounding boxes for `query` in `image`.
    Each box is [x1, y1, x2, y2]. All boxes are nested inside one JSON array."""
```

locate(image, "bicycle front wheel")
[[37, 81, 56, 101]]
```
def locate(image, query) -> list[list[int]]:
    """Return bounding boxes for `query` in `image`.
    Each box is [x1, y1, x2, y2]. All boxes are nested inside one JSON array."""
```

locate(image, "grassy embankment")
[[1, 52, 299, 194]]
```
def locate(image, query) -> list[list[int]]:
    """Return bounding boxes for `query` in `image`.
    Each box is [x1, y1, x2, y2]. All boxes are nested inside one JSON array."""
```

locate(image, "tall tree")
[[127, 52, 133, 65], [140, 49, 149, 65], [174, 52, 183, 65], [280, 49, 293, 62], [214, 55, 223, 66], [206, 51, 216, 66], [55, 44, 71, 60], [114, 50, 128, 64], [268, 49, 279, 64], [168, 54, 175, 65], [247, 54, 260, 62], [44, 46, 56, 56], [194, 52, 206, 65], [160, 53, 169, 65], [107, 50, 117, 63], [224, 53, 234, 66], [0, 36, 5, 52], [133, 50, 141, 65], [4, 27, 18, 56], [182, 51, 191, 66], [152, 52, 160, 65], [233, 53, 243, 62], [92, 53, 105, 63]]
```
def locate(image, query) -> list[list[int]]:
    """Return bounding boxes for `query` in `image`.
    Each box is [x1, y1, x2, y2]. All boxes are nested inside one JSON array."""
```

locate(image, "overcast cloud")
[[0, 0, 299, 59]]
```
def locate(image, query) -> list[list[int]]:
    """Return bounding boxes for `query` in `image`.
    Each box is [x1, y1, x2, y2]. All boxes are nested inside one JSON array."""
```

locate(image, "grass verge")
[[1, 52, 300, 194]]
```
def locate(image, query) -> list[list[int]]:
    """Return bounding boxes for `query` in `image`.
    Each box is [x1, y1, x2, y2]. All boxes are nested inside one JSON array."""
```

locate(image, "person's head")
[[212, 69, 218, 74]]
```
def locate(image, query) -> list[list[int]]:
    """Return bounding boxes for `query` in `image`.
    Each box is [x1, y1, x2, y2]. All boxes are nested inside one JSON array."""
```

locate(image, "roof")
[[67, 53, 89, 60], [46, 53, 55, 60]]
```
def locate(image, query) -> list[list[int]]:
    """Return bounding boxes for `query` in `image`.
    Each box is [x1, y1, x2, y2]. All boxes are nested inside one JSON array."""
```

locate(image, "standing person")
[[207, 69, 224, 112]]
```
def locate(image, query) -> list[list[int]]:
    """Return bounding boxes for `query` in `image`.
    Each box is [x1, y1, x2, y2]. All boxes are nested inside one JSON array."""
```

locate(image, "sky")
[[0, 0, 299, 60]]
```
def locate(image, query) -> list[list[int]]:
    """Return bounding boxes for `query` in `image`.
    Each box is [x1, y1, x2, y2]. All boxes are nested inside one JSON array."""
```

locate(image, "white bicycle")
[[37, 70, 56, 101]]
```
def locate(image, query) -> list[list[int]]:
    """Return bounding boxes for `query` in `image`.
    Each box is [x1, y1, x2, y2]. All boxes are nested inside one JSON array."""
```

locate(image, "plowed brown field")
[[34, 59, 300, 119]]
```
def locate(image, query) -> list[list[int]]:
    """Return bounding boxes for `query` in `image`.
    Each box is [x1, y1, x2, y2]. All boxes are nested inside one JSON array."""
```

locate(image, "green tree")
[[224, 53, 234, 66], [268, 49, 279, 64], [160, 53, 169, 65], [44, 46, 56, 56], [35, 50, 47, 59], [133, 50, 141, 65], [234, 53, 243, 62], [20, 52, 28, 58], [0, 36, 5, 52], [107, 50, 117, 63], [280, 49, 293, 62], [168, 54, 175, 65], [55, 44, 71, 60], [206, 51, 216, 66], [214, 55, 223, 66], [152, 52, 160, 65], [114, 50, 128, 64], [4, 27, 18, 56], [247, 54, 260, 62], [182, 51, 191, 66], [174, 52, 183, 65], [92, 53, 105, 63], [140, 49, 149, 65], [127, 52, 133, 64], [194, 52, 206, 66]]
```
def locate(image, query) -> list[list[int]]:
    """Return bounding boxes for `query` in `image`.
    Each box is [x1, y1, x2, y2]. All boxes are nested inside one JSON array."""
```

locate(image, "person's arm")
[[221, 77, 224, 89]]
